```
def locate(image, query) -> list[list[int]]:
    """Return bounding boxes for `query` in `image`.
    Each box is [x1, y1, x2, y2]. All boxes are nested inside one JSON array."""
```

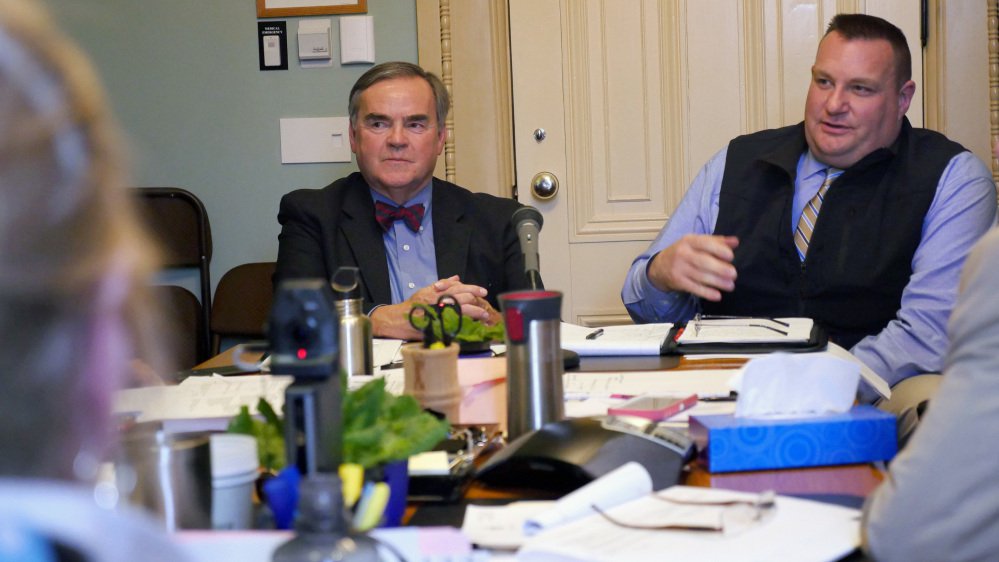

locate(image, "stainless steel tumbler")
[[499, 290, 564, 439]]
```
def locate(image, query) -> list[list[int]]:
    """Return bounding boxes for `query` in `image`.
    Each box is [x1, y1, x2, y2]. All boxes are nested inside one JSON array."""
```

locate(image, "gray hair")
[[348, 61, 450, 128]]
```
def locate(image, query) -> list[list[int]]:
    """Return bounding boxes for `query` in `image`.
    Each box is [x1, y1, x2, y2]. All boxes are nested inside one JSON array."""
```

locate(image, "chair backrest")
[[210, 262, 277, 355], [153, 285, 204, 371], [133, 187, 212, 366]]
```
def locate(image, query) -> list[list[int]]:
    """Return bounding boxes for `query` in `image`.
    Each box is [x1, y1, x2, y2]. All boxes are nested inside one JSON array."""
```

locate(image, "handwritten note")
[[113, 375, 293, 428], [563, 369, 736, 399]]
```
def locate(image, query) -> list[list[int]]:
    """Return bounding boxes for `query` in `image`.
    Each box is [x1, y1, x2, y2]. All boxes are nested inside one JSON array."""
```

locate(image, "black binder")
[[660, 321, 828, 355]]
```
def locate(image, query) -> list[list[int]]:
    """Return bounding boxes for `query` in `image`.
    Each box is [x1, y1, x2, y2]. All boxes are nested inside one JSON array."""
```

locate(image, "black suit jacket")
[[275, 172, 529, 313]]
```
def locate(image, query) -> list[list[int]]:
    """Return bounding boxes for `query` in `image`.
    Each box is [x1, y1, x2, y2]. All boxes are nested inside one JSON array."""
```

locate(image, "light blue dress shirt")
[[370, 182, 438, 303], [621, 146, 997, 401]]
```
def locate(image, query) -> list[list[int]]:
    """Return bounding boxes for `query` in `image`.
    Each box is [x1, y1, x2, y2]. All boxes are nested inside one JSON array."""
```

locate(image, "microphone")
[[512, 205, 544, 289]]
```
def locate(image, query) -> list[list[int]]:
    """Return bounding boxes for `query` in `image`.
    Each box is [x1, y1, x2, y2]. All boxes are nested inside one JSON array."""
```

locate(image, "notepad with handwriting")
[[561, 322, 674, 356]]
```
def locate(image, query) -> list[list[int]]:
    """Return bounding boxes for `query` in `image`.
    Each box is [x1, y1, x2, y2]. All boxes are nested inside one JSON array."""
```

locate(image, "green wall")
[[45, 0, 418, 295]]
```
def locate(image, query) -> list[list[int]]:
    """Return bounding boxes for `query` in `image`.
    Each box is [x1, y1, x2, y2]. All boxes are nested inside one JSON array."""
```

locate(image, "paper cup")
[[210, 434, 259, 530]]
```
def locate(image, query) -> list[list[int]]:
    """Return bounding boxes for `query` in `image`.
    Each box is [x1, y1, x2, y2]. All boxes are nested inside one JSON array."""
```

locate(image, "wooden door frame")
[[415, 0, 515, 198]]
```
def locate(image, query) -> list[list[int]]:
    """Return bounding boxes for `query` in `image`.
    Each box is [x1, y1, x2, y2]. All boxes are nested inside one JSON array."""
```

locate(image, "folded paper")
[[523, 461, 652, 536]]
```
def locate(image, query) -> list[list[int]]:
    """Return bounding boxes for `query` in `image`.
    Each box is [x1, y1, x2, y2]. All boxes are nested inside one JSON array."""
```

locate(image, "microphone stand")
[[527, 269, 544, 291]]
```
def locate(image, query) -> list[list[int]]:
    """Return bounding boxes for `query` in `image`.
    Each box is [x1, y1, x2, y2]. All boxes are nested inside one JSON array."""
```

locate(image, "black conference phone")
[[474, 416, 694, 495]]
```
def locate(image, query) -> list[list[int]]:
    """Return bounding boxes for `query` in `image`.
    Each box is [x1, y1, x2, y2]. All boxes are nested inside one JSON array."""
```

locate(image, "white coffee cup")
[[209, 434, 259, 530]]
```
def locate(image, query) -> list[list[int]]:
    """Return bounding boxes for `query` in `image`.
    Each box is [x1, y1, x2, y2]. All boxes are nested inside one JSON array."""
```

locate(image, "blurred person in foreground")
[[861, 145, 999, 561], [0, 1, 190, 560]]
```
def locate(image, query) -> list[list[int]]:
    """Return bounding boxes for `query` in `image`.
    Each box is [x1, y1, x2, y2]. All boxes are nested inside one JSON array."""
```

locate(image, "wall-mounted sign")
[[258, 21, 288, 71]]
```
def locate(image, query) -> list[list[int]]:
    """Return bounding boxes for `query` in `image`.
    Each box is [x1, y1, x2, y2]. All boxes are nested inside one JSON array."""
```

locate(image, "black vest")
[[702, 119, 964, 348]]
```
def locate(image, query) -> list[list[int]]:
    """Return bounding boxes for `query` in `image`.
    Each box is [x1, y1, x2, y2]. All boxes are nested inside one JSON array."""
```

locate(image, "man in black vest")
[[622, 14, 996, 405]]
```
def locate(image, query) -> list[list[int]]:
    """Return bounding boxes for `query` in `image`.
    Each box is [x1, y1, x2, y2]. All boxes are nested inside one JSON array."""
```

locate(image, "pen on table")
[[698, 391, 738, 402], [564, 392, 635, 401], [585, 328, 604, 340]]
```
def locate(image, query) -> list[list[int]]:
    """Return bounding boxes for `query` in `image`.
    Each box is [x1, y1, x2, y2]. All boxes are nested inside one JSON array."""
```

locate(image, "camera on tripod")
[[269, 279, 342, 474], [269, 279, 339, 379]]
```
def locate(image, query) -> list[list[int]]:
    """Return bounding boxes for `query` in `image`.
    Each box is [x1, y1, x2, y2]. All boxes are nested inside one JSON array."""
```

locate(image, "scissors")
[[408, 295, 463, 348]]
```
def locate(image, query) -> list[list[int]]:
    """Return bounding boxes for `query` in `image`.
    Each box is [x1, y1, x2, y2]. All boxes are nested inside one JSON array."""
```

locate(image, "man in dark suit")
[[275, 62, 528, 339]]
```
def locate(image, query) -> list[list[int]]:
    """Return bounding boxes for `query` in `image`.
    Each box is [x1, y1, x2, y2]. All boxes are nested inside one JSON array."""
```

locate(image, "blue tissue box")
[[689, 405, 897, 473]]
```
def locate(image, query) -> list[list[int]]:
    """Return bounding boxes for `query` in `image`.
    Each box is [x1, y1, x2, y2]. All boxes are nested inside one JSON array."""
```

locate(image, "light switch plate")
[[339, 15, 375, 64], [279, 117, 351, 164]]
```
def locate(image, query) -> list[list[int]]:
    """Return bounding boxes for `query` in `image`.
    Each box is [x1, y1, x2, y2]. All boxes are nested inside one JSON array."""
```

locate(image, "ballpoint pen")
[[586, 328, 604, 340]]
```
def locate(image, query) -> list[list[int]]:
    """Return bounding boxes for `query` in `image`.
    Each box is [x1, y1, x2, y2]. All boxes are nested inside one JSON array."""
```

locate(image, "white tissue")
[[523, 461, 652, 536], [732, 353, 859, 418]]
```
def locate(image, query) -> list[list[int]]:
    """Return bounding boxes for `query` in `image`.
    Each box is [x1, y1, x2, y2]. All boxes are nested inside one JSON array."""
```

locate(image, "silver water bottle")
[[331, 267, 373, 378]]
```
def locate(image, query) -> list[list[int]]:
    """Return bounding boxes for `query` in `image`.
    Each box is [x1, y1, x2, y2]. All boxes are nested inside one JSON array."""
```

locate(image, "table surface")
[[194, 346, 885, 501]]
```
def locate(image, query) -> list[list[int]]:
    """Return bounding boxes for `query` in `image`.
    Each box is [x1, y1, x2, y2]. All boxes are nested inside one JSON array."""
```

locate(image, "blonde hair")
[[0, 0, 162, 479]]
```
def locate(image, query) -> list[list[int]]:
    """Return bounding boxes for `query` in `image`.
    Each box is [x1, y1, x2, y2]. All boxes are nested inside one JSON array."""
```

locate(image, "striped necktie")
[[794, 168, 843, 261]]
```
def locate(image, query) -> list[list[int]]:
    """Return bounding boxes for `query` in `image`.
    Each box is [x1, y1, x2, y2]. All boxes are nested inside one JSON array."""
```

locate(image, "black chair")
[[133, 187, 213, 366], [153, 285, 205, 371], [210, 262, 276, 355]]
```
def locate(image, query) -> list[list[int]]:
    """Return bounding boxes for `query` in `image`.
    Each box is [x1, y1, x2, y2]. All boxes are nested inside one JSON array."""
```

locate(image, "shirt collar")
[[798, 150, 830, 182]]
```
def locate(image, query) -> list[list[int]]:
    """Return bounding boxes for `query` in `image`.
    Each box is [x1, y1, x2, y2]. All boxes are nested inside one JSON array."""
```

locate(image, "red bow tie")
[[374, 201, 425, 233]]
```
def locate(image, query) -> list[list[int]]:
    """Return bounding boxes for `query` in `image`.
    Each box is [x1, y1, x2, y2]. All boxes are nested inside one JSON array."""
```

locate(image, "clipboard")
[[660, 320, 828, 355]]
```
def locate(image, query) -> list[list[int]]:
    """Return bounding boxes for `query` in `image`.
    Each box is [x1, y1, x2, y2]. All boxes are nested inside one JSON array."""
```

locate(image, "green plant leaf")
[[432, 315, 505, 343], [232, 377, 451, 471], [226, 404, 285, 472]]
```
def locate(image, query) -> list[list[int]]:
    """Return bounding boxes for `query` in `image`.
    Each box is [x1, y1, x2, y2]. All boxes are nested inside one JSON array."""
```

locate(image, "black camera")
[[269, 279, 339, 379]]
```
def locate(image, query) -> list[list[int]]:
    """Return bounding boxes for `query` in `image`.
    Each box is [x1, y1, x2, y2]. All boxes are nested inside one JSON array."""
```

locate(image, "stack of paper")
[[113, 374, 293, 433]]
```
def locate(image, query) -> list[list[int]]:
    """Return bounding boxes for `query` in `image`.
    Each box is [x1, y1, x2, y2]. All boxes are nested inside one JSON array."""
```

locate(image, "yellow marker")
[[354, 482, 390, 531], [339, 463, 364, 508], [429, 341, 446, 350]]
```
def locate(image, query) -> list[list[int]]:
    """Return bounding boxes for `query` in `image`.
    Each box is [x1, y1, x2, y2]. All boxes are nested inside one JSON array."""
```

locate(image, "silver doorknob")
[[531, 172, 559, 200]]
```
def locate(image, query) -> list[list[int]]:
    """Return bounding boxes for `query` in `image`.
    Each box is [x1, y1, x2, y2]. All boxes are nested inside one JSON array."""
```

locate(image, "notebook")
[[561, 322, 673, 356]]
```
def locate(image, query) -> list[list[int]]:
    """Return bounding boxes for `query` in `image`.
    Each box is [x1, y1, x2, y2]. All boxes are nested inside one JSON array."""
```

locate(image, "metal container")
[[332, 267, 373, 378], [118, 424, 212, 531], [499, 290, 564, 439]]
